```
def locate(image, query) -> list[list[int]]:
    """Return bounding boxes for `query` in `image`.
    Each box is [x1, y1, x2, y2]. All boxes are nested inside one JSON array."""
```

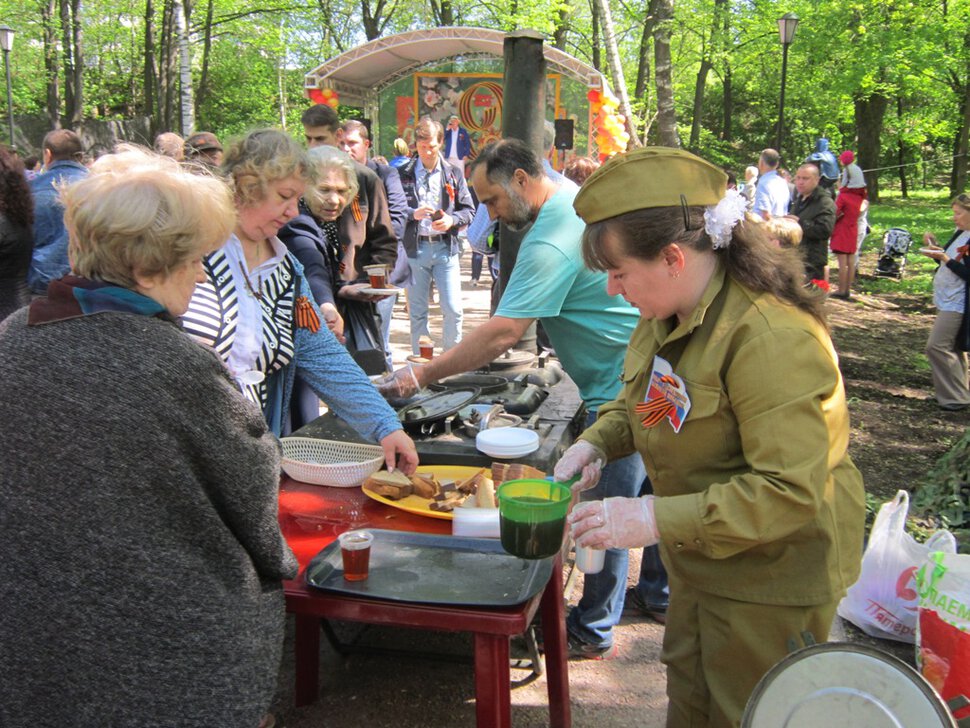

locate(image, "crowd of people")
[[732, 141, 869, 299], [0, 110, 965, 728]]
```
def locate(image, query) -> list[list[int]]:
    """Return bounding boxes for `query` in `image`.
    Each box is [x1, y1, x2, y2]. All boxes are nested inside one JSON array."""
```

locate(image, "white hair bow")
[[703, 188, 747, 249]]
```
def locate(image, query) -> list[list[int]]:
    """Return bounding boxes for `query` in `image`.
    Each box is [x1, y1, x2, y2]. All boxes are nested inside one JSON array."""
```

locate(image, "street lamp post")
[[0, 25, 14, 147], [775, 13, 799, 154]]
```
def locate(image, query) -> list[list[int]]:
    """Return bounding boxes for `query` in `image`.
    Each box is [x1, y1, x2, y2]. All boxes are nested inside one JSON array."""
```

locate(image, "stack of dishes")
[[475, 427, 540, 459]]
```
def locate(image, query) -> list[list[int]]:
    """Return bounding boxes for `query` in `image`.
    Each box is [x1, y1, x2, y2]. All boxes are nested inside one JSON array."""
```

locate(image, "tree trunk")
[[440, 0, 454, 26], [59, 0, 75, 127], [591, 0, 601, 71], [360, 0, 389, 40], [951, 34, 970, 195], [954, 89, 970, 195], [688, 0, 724, 151], [719, 2, 731, 141], [634, 10, 653, 99], [68, 0, 82, 127], [721, 63, 732, 141], [687, 57, 711, 151], [41, 0, 60, 129], [195, 0, 214, 126], [553, 6, 569, 50], [175, 0, 194, 135], [896, 96, 908, 198], [593, 0, 640, 147], [854, 91, 888, 202], [159, 0, 178, 131], [429, 0, 454, 26], [651, 0, 678, 147]]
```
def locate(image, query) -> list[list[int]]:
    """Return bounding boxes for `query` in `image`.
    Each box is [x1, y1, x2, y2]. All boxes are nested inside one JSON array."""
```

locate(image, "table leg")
[[540, 556, 571, 727], [474, 633, 512, 728], [294, 614, 321, 707]]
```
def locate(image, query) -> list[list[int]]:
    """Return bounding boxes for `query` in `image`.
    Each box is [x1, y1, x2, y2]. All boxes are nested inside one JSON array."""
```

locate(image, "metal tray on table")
[[305, 528, 554, 606]]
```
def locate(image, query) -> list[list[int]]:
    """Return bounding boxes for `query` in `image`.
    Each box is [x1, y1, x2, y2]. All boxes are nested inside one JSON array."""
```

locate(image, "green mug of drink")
[[497, 479, 572, 560]]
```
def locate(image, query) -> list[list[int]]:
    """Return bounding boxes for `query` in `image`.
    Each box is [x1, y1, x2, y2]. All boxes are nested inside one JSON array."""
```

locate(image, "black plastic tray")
[[305, 529, 554, 606]]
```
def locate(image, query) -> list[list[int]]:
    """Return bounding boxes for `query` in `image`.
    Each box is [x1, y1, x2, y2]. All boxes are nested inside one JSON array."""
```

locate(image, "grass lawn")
[[862, 189, 954, 297]]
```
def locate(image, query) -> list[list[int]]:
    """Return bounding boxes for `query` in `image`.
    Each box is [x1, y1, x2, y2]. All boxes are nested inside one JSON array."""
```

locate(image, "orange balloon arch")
[[587, 87, 629, 161]]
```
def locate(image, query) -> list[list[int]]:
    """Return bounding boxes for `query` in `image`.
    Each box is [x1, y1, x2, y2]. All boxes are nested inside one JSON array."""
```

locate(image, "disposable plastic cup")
[[364, 264, 387, 289], [575, 544, 605, 574], [497, 479, 571, 560], [338, 529, 374, 581], [418, 336, 434, 360]]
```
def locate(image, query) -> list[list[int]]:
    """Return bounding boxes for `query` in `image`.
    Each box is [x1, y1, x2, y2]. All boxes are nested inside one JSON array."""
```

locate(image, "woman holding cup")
[[277, 145, 394, 381], [554, 147, 865, 727], [919, 194, 970, 411]]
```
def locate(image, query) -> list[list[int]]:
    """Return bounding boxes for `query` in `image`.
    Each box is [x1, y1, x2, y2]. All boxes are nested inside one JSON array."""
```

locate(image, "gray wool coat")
[[0, 306, 298, 728]]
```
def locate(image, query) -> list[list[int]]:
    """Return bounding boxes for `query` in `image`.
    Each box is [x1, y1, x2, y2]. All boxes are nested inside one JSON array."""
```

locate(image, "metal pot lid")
[[398, 387, 481, 429], [489, 349, 536, 369], [428, 373, 510, 394], [742, 642, 955, 728]]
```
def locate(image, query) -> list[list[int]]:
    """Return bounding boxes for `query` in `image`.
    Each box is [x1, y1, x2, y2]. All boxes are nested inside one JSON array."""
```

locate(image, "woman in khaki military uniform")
[[553, 147, 865, 728]]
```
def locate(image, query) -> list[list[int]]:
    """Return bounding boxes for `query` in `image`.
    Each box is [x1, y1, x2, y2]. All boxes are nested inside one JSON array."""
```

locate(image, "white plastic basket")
[[279, 437, 385, 487]]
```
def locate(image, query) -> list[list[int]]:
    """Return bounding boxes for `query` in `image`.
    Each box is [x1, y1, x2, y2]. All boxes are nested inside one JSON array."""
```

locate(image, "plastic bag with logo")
[[836, 490, 957, 643], [916, 551, 970, 718]]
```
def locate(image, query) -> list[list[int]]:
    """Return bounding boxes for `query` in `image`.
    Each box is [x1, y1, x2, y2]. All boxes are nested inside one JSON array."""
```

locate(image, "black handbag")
[[341, 299, 387, 375]]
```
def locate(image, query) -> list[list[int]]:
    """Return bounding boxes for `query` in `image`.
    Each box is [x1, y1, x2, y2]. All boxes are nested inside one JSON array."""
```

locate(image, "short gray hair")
[[306, 146, 359, 212], [64, 145, 234, 288]]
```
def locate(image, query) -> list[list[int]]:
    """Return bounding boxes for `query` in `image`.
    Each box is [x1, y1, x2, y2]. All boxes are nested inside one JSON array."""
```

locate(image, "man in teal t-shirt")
[[379, 139, 662, 659], [491, 180, 634, 408]]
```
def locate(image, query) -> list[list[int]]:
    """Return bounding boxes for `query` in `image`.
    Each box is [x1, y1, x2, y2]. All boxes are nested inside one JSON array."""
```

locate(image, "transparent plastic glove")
[[380, 429, 419, 476], [376, 364, 421, 400], [553, 440, 605, 494], [569, 496, 659, 550]]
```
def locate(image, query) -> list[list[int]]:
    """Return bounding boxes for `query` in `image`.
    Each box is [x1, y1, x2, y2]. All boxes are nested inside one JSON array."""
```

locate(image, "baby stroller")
[[874, 227, 913, 279]]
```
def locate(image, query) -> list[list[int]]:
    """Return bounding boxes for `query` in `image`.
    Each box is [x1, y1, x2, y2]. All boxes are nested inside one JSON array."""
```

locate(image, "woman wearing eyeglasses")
[[920, 194, 970, 411]]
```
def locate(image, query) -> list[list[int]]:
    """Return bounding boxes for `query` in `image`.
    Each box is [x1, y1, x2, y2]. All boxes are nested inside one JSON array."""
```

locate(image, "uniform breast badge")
[[635, 356, 691, 433]]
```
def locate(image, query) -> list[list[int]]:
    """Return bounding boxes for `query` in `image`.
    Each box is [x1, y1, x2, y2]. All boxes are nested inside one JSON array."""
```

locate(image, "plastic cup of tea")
[[418, 337, 434, 360], [574, 544, 605, 574], [364, 264, 387, 289], [338, 529, 374, 581]]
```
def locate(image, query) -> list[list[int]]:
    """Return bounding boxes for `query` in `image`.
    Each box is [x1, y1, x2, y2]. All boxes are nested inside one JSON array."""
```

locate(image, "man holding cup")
[[396, 117, 476, 355]]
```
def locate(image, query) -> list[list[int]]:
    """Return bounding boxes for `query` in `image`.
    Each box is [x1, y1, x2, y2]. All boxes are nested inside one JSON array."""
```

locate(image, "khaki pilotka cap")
[[573, 146, 728, 223]]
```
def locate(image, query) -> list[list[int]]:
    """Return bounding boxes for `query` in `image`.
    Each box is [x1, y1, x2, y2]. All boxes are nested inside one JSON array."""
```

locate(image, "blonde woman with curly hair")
[[0, 146, 299, 726], [181, 129, 418, 472]]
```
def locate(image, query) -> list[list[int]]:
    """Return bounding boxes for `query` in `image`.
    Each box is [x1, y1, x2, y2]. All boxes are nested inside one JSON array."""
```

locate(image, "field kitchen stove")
[[293, 353, 587, 472]]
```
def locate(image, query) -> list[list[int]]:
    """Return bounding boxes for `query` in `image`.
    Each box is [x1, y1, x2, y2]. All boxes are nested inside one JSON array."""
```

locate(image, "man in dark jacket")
[[788, 162, 836, 282], [398, 117, 475, 354]]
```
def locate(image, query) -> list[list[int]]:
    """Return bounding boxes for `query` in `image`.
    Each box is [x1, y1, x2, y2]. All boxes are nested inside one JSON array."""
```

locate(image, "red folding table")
[[279, 476, 571, 728]]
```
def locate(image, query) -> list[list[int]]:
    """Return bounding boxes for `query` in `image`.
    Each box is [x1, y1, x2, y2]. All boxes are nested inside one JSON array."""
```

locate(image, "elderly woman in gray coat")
[[0, 147, 297, 727]]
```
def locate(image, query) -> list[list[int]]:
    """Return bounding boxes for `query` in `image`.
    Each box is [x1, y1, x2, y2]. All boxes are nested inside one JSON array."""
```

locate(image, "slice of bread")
[[369, 469, 413, 487], [364, 469, 414, 500], [410, 472, 439, 499]]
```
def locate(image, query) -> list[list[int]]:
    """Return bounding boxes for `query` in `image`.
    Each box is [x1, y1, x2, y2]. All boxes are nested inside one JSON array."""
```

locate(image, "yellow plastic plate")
[[361, 465, 489, 521]]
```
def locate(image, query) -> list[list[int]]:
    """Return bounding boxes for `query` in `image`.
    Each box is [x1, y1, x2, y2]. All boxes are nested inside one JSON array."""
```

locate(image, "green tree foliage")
[[1, 0, 969, 189]]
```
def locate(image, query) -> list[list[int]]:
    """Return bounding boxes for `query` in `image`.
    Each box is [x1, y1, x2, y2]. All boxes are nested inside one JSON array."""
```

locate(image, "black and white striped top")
[[182, 247, 297, 409]]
